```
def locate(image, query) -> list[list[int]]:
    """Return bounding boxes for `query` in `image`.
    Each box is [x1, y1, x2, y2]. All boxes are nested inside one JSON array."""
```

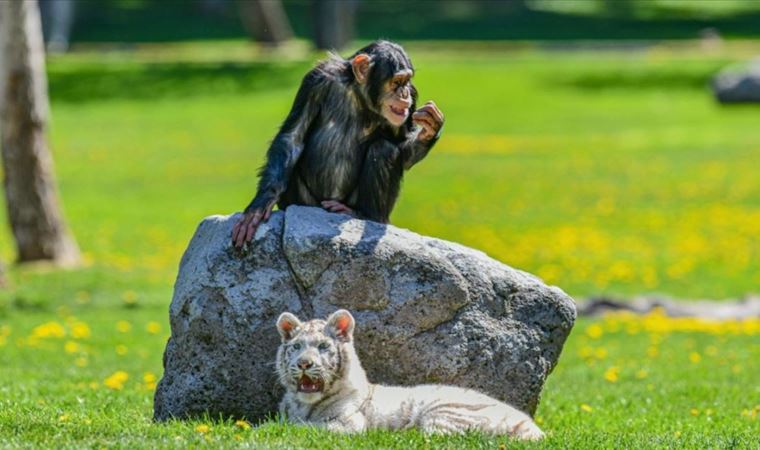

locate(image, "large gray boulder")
[[153, 206, 576, 422]]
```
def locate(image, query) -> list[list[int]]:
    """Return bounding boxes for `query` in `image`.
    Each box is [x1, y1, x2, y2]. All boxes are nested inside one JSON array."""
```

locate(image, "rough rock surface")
[[712, 62, 760, 103], [153, 206, 576, 422]]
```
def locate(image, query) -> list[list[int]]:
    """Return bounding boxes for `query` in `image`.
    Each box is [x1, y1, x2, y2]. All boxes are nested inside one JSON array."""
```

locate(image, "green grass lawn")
[[1, 41, 759, 448]]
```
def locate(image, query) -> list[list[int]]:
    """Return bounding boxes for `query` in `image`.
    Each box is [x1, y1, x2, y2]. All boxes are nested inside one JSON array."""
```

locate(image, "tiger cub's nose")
[[297, 359, 313, 370]]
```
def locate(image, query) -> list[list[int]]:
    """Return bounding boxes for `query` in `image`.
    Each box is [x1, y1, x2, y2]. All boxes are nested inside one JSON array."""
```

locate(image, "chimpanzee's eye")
[[292, 343, 301, 350], [318, 342, 330, 351]]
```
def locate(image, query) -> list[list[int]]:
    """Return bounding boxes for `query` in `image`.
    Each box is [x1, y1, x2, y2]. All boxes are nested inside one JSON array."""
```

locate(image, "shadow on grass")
[[551, 63, 728, 92], [48, 61, 311, 103]]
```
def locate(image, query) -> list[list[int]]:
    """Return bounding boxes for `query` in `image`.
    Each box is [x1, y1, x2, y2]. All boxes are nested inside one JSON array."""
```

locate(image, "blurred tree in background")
[[0, 0, 80, 266], [313, 0, 356, 50], [39, 0, 76, 53], [32, 0, 760, 48], [238, 0, 293, 46]]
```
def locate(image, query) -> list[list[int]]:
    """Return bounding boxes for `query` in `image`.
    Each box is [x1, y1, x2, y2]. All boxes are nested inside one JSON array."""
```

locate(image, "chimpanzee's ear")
[[351, 54, 372, 84], [276, 312, 302, 342], [326, 309, 355, 342]]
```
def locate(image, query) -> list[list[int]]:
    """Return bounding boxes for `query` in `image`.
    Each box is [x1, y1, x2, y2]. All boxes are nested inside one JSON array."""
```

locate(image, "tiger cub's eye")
[[292, 343, 301, 350], [318, 342, 330, 351]]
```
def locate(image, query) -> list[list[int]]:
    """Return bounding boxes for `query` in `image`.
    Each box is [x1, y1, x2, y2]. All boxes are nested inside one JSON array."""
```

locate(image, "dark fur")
[[245, 40, 438, 223]]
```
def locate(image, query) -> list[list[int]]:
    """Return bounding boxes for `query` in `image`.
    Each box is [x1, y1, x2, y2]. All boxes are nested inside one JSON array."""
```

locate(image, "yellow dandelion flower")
[[115, 345, 128, 356], [195, 424, 210, 433], [58, 414, 69, 422], [146, 321, 162, 334], [71, 322, 91, 339], [642, 267, 658, 288], [32, 322, 66, 339], [235, 420, 251, 430], [121, 290, 138, 306], [586, 324, 603, 339], [594, 347, 608, 359], [689, 352, 701, 364], [142, 373, 158, 390], [604, 366, 620, 383], [580, 404, 593, 413], [690, 408, 700, 416], [578, 346, 594, 359], [64, 341, 80, 354], [104, 371, 129, 390], [116, 321, 132, 333]]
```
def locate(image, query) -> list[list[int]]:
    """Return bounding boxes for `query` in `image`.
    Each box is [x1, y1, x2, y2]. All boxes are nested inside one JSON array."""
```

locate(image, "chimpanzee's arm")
[[232, 71, 324, 247], [402, 101, 444, 170], [401, 132, 439, 170], [245, 72, 324, 212]]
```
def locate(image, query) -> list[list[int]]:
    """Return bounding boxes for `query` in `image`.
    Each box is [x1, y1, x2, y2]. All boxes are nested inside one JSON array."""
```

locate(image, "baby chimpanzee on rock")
[[232, 40, 444, 248]]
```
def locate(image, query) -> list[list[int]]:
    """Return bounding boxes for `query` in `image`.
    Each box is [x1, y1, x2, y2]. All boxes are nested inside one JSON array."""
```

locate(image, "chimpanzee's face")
[[378, 70, 414, 127], [351, 41, 417, 129]]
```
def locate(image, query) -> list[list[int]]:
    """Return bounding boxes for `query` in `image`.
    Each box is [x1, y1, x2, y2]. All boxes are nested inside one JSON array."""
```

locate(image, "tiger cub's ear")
[[276, 312, 302, 342], [326, 309, 355, 342]]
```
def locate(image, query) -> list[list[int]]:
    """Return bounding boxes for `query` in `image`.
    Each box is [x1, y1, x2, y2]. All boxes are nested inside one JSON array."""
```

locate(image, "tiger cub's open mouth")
[[297, 375, 324, 393]]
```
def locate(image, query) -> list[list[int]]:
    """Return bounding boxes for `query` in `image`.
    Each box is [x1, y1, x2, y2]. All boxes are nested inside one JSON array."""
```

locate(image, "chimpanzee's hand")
[[321, 200, 354, 216], [232, 201, 275, 248], [412, 101, 444, 142]]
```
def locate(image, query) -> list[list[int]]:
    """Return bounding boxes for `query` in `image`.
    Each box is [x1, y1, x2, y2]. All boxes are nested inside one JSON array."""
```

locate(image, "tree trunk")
[[238, 0, 293, 45], [313, 0, 356, 51], [0, 0, 80, 266], [39, 0, 76, 53]]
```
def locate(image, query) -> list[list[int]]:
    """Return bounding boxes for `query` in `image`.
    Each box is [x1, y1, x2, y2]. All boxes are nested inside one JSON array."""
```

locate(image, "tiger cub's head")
[[275, 309, 355, 404]]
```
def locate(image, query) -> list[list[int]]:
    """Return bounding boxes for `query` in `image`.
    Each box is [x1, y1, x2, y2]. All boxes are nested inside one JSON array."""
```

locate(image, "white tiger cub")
[[275, 309, 544, 440]]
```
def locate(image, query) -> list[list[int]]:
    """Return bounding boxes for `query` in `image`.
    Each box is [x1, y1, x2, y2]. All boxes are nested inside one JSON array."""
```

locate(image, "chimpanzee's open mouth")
[[297, 375, 324, 393], [389, 105, 407, 117]]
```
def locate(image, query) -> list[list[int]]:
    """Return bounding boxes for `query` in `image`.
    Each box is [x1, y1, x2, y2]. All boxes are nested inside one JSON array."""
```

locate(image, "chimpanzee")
[[232, 40, 444, 248]]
